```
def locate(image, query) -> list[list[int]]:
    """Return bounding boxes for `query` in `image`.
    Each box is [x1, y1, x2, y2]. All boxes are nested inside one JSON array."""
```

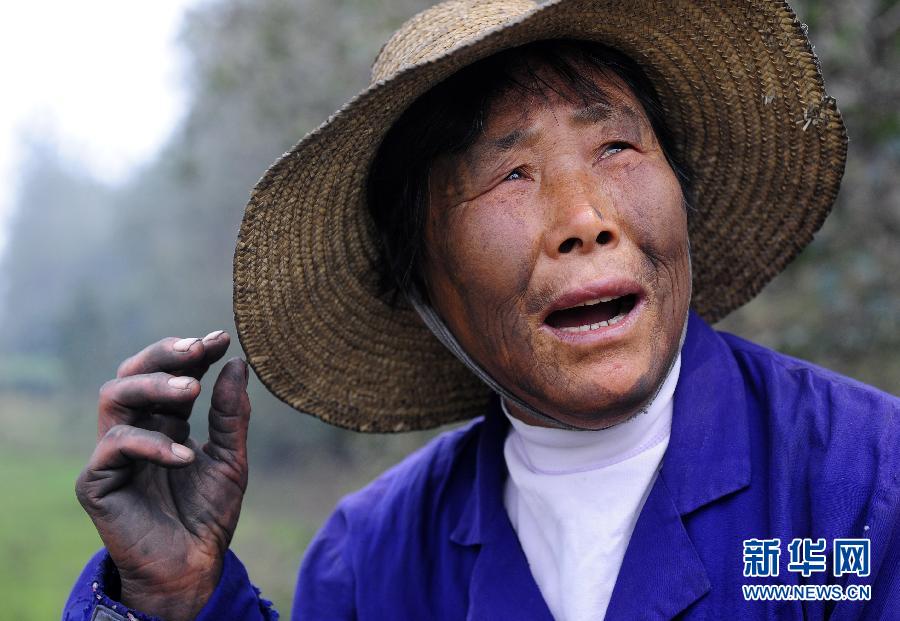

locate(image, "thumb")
[[205, 357, 251, 465]]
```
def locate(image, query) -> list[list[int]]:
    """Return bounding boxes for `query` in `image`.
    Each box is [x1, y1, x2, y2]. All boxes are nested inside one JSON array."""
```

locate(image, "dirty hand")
[[75, 331, 251, 621]]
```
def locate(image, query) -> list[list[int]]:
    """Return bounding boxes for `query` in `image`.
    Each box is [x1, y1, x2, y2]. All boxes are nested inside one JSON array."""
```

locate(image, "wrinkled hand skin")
[[75, 332, 252, 621]]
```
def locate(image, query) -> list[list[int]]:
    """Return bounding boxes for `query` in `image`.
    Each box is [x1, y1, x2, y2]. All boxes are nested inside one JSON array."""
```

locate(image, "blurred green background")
[[0, 0, 897, 619]]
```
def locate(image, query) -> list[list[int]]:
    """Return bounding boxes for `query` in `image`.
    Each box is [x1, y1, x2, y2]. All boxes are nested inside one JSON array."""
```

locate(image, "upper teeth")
[[575, 295, 619, 307]]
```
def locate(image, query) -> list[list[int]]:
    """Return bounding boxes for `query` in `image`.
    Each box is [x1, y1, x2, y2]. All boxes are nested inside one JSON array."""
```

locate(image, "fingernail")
[[173, 337, 199, 352], [168, 376, 195, 390], [171, 443, 194, 461], [202, 330, 224, 343]]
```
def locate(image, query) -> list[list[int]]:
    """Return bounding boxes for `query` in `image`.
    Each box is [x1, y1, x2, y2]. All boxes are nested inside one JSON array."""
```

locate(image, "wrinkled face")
[[422, 67, 692, 429]]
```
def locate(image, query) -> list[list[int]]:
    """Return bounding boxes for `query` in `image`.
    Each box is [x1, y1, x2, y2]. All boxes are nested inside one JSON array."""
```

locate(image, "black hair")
[[366, 39, 692, 308]]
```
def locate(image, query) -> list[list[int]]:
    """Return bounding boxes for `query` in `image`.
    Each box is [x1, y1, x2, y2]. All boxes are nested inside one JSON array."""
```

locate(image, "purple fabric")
[[62, 547, 278, 621], [62, 311, 900, 619]]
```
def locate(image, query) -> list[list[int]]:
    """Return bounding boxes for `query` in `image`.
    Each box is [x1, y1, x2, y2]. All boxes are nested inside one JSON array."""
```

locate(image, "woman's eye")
[[600, 142, 631, 158]]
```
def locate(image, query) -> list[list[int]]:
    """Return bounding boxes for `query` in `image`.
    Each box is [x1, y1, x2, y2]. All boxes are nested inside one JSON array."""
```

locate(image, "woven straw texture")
[[234, 0, 847, 432]]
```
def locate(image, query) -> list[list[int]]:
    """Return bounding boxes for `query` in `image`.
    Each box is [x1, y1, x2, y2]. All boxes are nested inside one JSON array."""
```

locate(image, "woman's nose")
[[543, 170, 620, 258]]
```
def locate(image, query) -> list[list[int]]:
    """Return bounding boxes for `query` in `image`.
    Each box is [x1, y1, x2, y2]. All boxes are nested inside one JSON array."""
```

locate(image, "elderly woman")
[[64, 1, 898, 620]]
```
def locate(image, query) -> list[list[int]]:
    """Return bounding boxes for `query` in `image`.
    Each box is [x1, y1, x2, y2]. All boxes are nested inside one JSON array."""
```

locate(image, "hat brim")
[[233, 0, 847, 432]]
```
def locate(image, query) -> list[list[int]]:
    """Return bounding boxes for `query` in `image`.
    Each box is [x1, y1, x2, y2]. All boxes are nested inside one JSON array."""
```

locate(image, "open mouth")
[[543, 294, 638, 333]]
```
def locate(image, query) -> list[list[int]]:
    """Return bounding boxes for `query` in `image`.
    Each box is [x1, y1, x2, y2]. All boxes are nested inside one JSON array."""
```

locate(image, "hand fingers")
[[100, 372, 201, 416], [204, 358, 251, 470], [145, 414, 192, 445], [98, 372, 201, 440], [93, 425, 195, 471], [116, 331, 231, 380], [180, 330, 231, 381], [76, 425, 194, 506]]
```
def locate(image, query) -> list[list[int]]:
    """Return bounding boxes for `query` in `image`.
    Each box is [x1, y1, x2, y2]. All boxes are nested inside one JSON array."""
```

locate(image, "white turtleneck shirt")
[[501, 352, 681, 621]]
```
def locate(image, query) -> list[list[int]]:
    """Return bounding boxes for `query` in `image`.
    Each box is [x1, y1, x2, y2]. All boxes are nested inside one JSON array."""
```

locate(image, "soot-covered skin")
[[423, 67, 692, 430], [75, 333, 252, 621]]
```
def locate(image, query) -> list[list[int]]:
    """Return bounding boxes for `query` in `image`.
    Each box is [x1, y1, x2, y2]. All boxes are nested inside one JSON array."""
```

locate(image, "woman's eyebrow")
[[488, 126, 545, 153], [571, 101, 640, 126], [483, 102, 642, 153], [466, 127, 537, 164], [492, 129, 527, 151], [471, 99, 643, 163]]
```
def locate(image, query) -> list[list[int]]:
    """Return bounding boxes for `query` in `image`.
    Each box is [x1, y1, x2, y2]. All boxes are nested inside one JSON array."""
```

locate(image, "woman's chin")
[[530, 365, 664, 427]]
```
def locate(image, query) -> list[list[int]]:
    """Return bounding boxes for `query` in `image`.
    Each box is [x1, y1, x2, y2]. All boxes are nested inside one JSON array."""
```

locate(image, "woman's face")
[[422, 67, 692, 429]]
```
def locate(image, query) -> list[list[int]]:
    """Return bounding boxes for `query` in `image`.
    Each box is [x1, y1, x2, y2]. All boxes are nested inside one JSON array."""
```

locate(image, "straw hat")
[[233, 0, 847, 432]]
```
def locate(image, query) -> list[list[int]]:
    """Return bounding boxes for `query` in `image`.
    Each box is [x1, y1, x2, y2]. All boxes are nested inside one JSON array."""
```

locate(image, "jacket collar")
[[662, 309, 752, 513], [448, 389, 510, 547], [450, 309, 752, 618], [607, 310, 752, 617]]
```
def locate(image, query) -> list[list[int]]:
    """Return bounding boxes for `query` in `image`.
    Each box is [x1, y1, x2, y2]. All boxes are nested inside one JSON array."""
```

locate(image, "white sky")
[[0, 1, 199, 252]]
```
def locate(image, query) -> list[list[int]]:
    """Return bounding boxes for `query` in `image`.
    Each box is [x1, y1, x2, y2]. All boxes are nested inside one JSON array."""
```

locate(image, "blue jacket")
[[63, 311, 900, 620]]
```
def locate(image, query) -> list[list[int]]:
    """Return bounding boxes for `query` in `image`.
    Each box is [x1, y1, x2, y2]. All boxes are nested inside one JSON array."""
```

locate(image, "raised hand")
[[75, 331, 251, 621]]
